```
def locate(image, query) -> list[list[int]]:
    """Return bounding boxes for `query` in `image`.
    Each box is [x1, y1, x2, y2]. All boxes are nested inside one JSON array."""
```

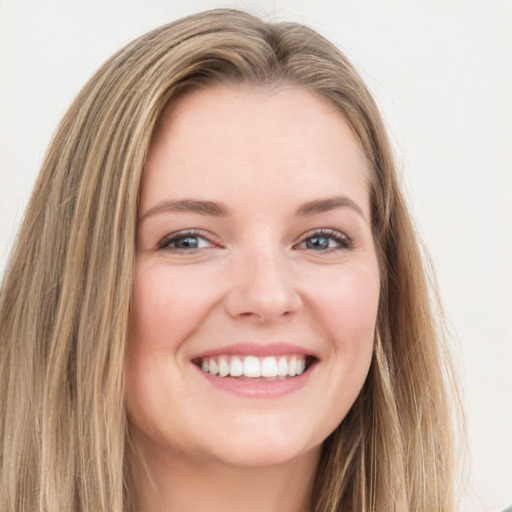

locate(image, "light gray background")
[[1, 1, 510, 510]]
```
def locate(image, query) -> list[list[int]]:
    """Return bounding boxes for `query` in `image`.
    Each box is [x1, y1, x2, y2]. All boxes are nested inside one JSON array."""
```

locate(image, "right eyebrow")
[[138, 199, 230, 223]]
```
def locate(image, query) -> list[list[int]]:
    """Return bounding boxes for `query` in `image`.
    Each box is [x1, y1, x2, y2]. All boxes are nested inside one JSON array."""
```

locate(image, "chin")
[[196, 416, 325, 469], [211, 442, 319, 470]]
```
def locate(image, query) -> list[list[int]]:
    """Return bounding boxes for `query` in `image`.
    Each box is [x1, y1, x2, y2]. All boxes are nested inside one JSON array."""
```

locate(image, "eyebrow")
[[295, 196, 366, 219], [139, 199, 230, 222]]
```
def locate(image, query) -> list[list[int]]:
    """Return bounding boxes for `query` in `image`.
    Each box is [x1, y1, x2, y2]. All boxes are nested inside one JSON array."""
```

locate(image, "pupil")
[[177, 236, 198, 249], [307, 237, 329, 249]]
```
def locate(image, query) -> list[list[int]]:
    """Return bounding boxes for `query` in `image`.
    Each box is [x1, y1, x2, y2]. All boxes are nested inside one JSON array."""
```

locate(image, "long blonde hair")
[[0, 9, 460, 511]]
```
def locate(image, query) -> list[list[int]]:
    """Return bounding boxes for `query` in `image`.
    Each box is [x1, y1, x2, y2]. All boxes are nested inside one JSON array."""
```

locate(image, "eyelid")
[[157, 229, 221, 252], [293, 228, 353, 251]]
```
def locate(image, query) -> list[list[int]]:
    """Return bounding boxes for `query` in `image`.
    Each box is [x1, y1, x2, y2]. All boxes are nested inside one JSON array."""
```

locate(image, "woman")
[[0, 9, 460, 512]]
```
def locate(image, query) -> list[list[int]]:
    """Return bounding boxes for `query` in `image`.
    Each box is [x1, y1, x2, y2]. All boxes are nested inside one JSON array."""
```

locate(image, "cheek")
[[294, 263, 379, 438], [309, 263, 380, 344], [308, 262, 379, 399], [125, 264, 225, 422], [128, 265, 212, 352], [125, 268, 190, 421]]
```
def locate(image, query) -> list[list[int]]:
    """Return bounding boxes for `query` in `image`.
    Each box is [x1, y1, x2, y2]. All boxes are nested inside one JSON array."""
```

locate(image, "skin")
[[125, 84, 380, 512]]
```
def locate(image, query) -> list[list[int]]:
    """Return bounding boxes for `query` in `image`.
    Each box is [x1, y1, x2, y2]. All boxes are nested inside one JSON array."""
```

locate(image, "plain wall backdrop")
[[1, 1, 511, 510]]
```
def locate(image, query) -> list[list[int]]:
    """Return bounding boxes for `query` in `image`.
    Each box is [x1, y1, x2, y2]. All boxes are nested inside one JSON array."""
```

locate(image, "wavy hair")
[[0, 9, 461, 511]]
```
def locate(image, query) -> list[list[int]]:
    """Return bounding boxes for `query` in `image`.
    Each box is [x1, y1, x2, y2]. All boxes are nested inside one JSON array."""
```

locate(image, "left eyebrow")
[[295, 196, 366, 220]]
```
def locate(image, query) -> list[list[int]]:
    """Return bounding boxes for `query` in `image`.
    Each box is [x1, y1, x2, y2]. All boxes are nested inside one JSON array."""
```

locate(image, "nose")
[[224, 249, 302, 322]]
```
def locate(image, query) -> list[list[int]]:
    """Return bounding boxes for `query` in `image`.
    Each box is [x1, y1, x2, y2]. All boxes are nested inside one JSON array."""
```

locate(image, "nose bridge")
[[249, 247, 286, 292], [225, 243, 301, 321]]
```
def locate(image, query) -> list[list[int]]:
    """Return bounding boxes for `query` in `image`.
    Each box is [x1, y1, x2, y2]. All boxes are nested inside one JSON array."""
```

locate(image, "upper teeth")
[[199, 355, 307, 378]]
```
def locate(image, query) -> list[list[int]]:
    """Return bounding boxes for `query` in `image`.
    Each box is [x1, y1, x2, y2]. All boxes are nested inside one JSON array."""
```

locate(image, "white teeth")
[[229, 356, 243, 377], [288, 356, 297, 377], [261, 356, 278, 377], [218, 356, 229, 377], [199, 355, 310, 379], [209, 359, 219, 376], [243, 356, 261, 377], [296, 358, 306, 375], [277, 357, 288, 377]]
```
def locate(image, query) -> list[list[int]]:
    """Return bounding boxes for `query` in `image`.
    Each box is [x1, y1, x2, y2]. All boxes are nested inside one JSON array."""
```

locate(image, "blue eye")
[[159, 231, 213, 252], [297, 230, 351, 252]]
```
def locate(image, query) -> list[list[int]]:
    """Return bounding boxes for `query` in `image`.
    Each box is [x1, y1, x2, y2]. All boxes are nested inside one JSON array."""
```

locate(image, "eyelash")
[[158, 230, 216, 252], [157, 228, 352, 254], [293, 229, 353, 253]]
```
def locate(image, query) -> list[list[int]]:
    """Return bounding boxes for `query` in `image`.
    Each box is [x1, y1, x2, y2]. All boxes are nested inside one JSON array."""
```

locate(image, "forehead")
[[141, 84, 370, 218]]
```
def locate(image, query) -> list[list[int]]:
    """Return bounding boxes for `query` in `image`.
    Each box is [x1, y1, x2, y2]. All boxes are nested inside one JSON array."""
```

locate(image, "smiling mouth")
[[193, 354, 316, 380]]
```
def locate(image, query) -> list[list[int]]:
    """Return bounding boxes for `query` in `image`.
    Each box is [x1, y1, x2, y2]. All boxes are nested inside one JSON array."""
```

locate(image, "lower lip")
[[194, 364, 314, 398]]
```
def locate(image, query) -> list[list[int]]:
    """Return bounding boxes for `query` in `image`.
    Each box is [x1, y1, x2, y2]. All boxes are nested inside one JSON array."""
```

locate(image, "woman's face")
[[126, 85, 380, 470]]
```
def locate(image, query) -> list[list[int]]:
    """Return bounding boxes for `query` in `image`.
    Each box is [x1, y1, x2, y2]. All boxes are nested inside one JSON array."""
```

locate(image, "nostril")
[[237, 309, 294, 320], [239, 311, 257, 318]]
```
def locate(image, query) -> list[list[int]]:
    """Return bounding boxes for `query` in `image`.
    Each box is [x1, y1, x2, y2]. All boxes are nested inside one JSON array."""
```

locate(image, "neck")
[[129, 442, 320, 512]]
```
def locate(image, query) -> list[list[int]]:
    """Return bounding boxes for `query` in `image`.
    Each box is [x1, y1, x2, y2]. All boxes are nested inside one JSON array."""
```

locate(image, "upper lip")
[[190, 342, 317, 360]]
